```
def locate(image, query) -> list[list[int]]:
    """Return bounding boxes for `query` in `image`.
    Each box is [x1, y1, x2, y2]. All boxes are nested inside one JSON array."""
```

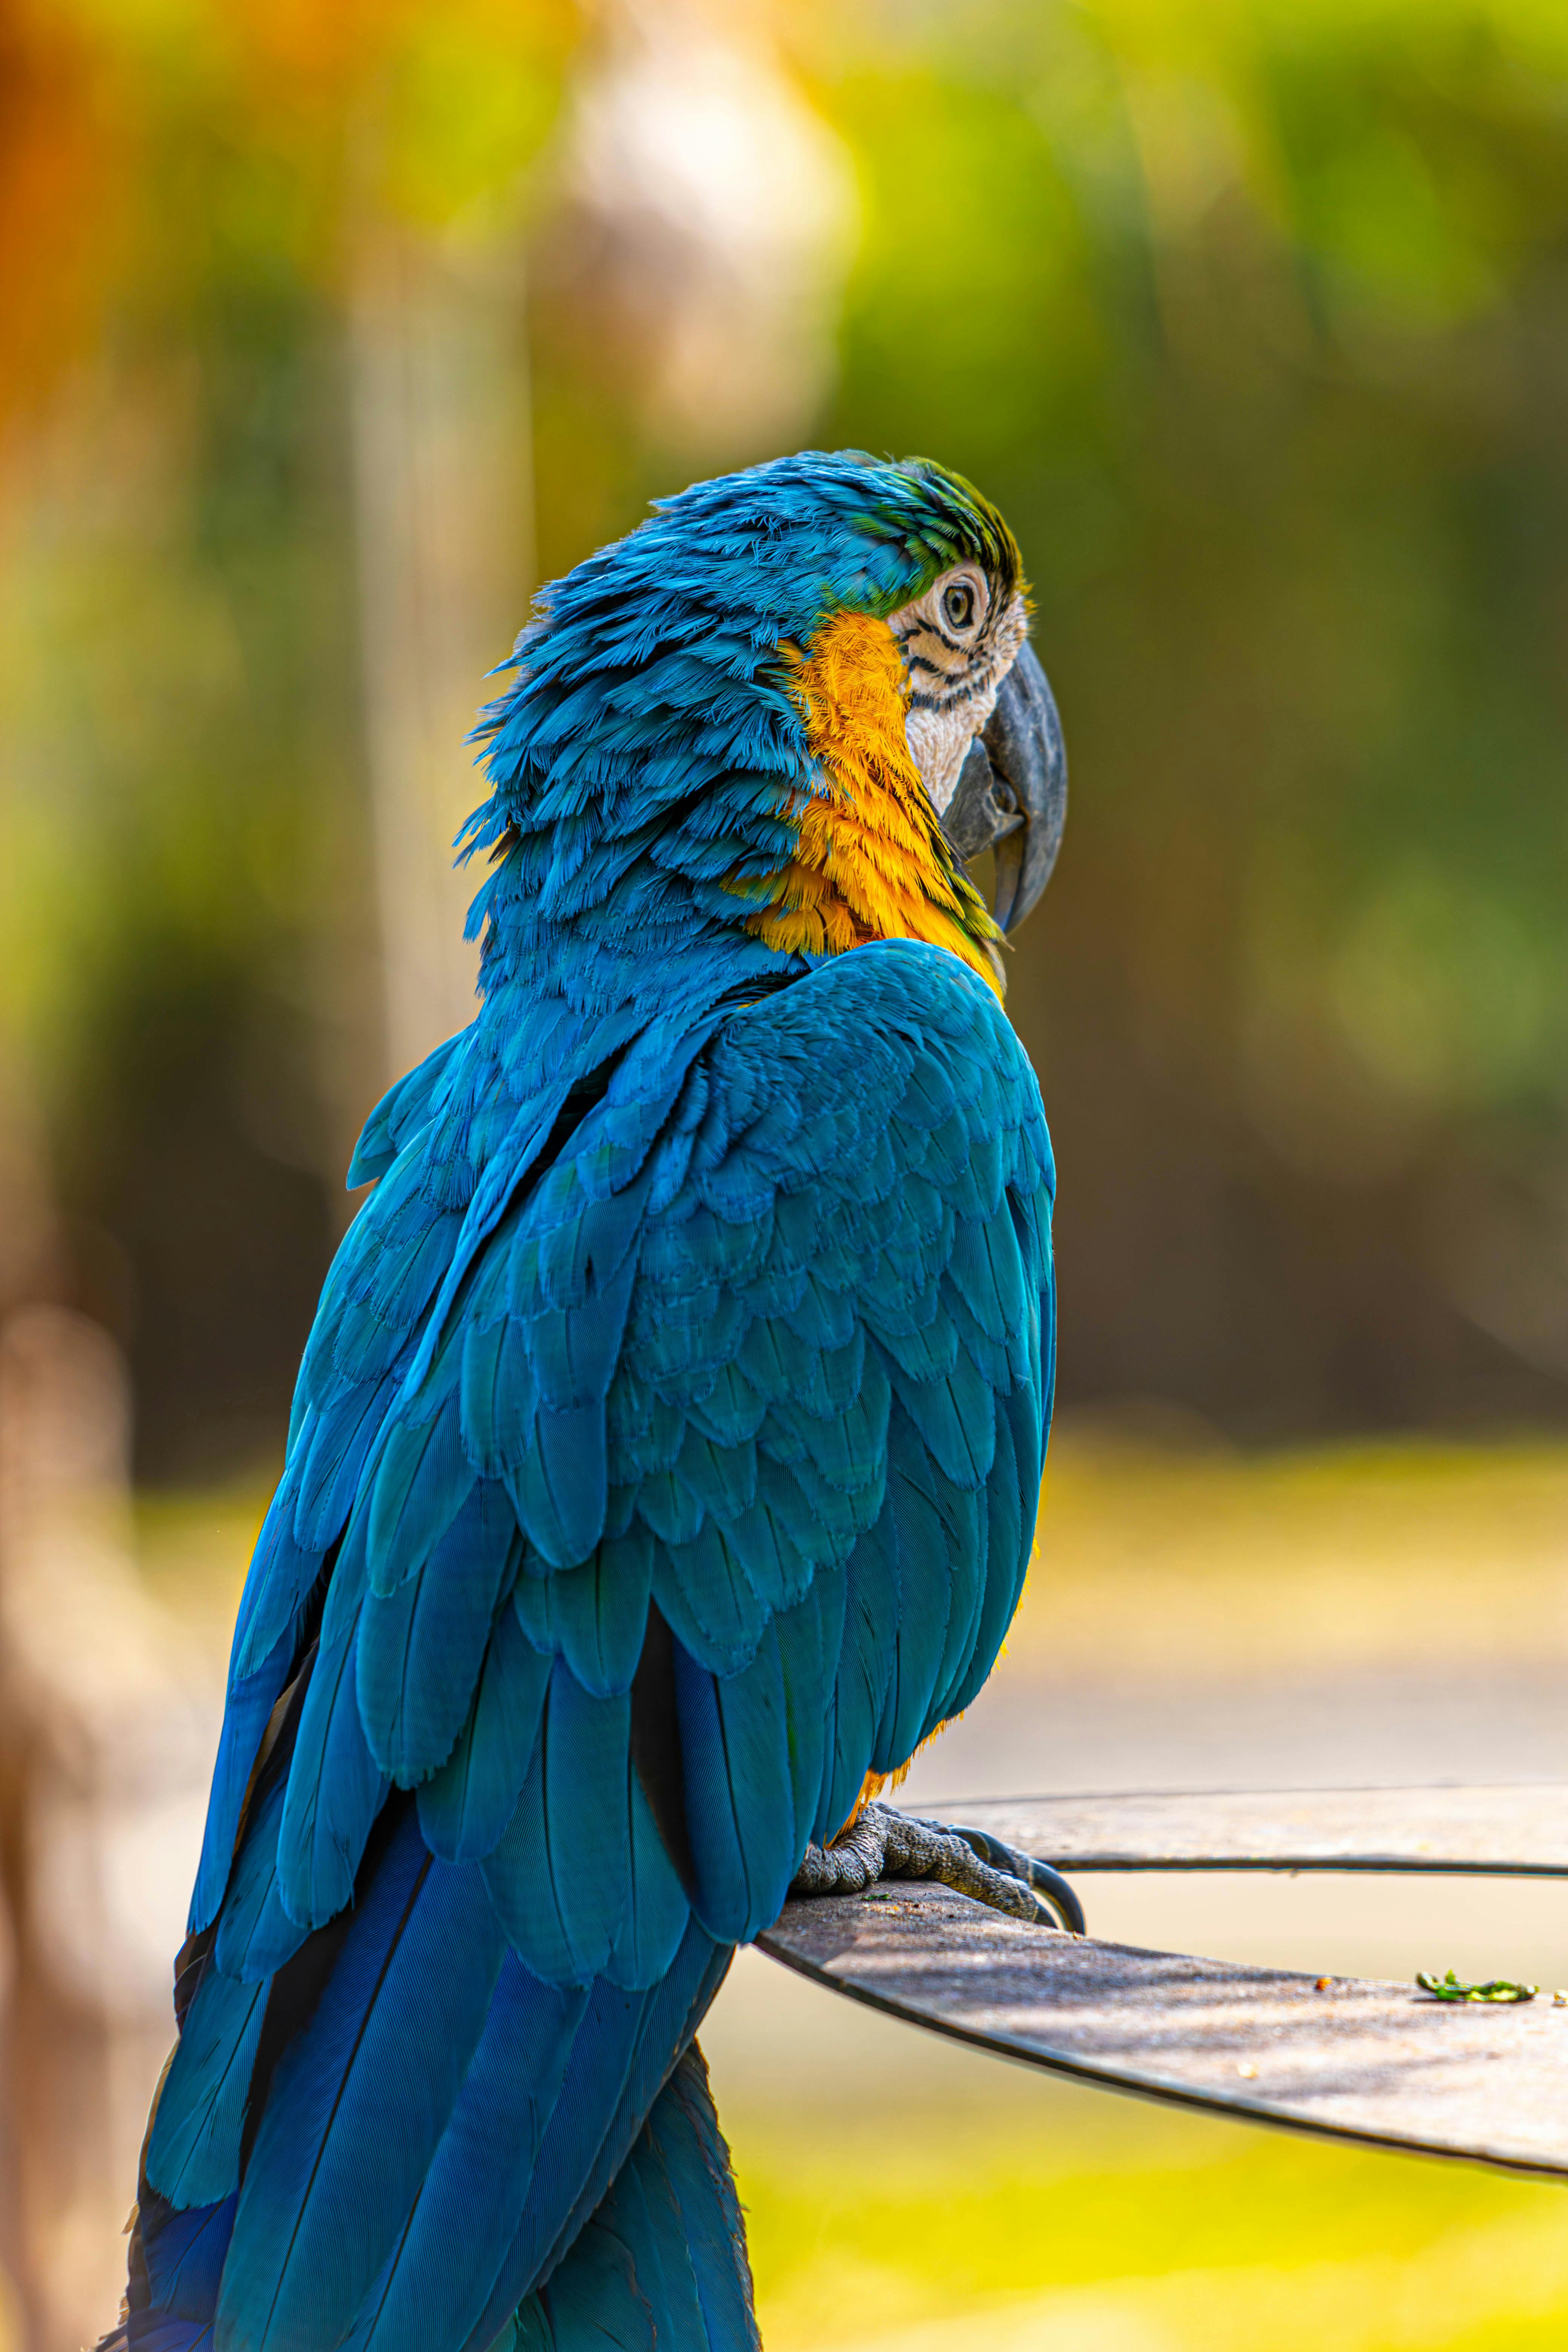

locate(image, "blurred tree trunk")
[[0, 1311, 220, 2352], [349, 223, 534, 1089]]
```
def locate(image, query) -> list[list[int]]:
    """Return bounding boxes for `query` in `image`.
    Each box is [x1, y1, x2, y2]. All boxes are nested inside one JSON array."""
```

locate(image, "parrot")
[[106, 448, 1071, 2352]]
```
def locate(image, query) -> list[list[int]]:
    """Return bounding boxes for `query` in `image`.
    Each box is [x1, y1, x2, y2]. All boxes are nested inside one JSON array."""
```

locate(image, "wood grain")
[[761, 1788, 1568, 2177]]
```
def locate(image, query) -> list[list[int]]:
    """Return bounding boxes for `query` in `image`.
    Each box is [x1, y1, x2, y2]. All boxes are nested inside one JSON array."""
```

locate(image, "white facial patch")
[[905, 698, 993, 818], [889, 574, 1029, 816]]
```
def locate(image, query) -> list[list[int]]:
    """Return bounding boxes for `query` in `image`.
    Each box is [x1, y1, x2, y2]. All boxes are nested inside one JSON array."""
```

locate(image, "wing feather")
[[416, 1605, 553, 1863]]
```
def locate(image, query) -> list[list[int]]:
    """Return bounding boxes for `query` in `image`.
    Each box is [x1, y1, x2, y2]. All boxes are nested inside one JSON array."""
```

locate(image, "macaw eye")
[[941, 582, 977, 632]]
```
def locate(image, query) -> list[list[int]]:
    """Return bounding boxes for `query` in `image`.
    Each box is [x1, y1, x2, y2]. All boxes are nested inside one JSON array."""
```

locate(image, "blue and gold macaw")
[[110, 451, 1069, 2352]]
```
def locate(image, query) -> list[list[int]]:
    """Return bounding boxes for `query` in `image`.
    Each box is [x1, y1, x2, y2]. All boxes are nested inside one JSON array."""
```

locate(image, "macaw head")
[[467, 450, 1066, 1004], [883, 483, 1066, 935]]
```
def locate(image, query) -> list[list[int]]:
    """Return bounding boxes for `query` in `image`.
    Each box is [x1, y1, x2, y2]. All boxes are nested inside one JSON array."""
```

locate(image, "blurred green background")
[[5, 1, 1568, 2346], [6, 0, 1568, 1471]]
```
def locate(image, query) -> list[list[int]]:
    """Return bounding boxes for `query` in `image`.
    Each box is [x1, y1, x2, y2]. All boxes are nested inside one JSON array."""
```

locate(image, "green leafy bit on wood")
[[1416, 1970, 1537, 2004]]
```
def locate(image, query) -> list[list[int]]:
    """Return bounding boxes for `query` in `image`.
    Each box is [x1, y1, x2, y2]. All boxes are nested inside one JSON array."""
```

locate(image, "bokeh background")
[[3, 0, 1568, 2346]]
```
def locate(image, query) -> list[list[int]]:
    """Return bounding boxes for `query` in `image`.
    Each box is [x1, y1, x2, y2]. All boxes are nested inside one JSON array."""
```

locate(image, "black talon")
[[947, 1824, 1087, 1936]]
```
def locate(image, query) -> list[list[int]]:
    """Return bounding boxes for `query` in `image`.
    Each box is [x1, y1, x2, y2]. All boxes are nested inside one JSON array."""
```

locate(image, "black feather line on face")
[[908, 675, 996, 715], [905, 650, 969, 682]]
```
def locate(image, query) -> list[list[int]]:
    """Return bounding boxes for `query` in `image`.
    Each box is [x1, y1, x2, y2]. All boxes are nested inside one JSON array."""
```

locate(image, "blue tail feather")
[[138, 2193, 237, 2323], [524, 2041, 758, 2352], [336, 1956, 590, 2352], [122, 2318, 216, 2352], [219, 1807, 506, 2352], [458, 1922, 730, 2352]]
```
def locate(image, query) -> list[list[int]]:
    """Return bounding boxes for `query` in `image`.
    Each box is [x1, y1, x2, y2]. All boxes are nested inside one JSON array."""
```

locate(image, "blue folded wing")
[[149, 935, 1053, 2352]]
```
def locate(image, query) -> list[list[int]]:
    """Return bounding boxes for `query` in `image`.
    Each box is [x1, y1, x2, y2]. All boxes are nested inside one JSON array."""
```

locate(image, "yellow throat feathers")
[[737, 610, 1002, 994]]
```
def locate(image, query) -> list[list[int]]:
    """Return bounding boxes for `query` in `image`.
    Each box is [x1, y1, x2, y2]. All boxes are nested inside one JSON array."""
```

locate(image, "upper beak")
[[940, 640, 1067, 933]]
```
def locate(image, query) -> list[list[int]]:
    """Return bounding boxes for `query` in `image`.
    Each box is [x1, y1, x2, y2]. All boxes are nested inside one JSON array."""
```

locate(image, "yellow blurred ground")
[[1019, 1426, 1568, 1676], [133, 1434, 1568, 2348], [702, 1942, 1568, 2352]]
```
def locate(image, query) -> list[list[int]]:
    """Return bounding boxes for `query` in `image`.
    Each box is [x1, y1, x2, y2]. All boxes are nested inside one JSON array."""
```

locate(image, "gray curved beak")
[[940, 640, 1067, 933]]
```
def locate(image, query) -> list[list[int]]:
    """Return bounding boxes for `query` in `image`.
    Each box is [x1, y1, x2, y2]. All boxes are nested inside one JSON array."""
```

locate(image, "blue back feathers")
[[123, 452, 1055, 2352]]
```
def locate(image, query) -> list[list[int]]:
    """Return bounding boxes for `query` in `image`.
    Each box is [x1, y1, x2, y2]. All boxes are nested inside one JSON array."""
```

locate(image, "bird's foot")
[[790, 1801, 1085, 1935]]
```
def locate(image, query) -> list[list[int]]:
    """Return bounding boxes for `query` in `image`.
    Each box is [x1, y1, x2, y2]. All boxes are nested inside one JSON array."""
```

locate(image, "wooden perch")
[[761, 1786, 1568, 2180], [950, 1786, 1568, 1879]]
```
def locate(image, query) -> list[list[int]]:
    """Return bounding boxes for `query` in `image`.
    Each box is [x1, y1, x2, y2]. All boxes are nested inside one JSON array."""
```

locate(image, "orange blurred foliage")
[[0, 0, 580, 442], [0, 0, 124, 431]]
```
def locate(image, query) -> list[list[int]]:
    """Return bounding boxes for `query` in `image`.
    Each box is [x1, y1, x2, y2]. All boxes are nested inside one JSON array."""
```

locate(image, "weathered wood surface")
[[946, 1784, 1568, 1876], [760, 1880, 1568, 2177]]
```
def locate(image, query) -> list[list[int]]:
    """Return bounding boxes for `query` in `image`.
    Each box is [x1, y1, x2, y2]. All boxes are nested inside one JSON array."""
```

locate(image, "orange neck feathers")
[[735, 612, 1002, 994]]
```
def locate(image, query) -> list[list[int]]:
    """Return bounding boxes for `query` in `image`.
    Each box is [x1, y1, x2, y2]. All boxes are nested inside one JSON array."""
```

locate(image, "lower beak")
[[940, 641, 1067, 934]]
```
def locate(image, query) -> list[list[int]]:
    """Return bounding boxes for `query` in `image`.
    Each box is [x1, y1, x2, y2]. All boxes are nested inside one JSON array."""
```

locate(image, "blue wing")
[[133, 937, 1054, 2352]]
